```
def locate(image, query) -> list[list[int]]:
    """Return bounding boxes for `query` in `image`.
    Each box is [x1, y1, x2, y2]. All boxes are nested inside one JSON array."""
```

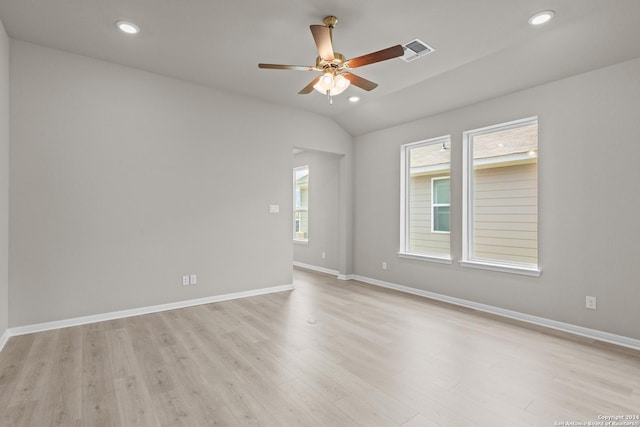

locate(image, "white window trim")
[[459, 260, 540, 277], [431, 176, 451, 234], [293, 165, 309, 243], [461, 116, 540, 277], [399, 135, 452, 262], [398, 252, 453, 264]]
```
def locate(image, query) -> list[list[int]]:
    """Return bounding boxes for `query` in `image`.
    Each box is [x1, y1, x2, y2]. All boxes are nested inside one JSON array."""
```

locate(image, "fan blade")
[[259, 63, 314, 71], [343, 73, 378, 91], [310, 25, 335, 61], [299, 76, 321, 94], [346, 44, 404, 69]]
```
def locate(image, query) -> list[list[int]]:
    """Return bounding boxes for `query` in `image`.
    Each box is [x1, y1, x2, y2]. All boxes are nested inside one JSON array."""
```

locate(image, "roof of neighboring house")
[[410, 123, 537, 168], [410, 142, 450, 168], [472, 123, 538, 160]]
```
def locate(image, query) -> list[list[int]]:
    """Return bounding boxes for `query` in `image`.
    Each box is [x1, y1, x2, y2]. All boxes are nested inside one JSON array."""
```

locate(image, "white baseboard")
[[4, 284, 295, 341], [293, 261, 339, 277], [291, 261, 355, 281], [351, 274, 640, 351], [0, 329, 9, 353]]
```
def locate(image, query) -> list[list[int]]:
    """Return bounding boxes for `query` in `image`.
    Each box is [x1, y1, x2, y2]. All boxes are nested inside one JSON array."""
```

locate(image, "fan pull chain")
[[327, 90, 333, 105]]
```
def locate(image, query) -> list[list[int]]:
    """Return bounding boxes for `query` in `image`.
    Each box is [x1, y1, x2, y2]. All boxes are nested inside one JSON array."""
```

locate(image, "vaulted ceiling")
[[1, 0, 639, 136]]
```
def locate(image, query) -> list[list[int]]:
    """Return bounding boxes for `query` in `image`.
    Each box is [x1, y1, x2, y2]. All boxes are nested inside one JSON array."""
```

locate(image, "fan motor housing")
[[316, 52, 346, 69]]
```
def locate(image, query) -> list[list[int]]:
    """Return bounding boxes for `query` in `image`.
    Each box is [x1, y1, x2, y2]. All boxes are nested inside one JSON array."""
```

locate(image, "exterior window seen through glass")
[[432, 177, 450, 232]]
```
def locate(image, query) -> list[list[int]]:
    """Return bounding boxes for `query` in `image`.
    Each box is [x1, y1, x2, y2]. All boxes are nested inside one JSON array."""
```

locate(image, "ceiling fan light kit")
[[258, 15, 405, 104], [314, 73, 350, 97]]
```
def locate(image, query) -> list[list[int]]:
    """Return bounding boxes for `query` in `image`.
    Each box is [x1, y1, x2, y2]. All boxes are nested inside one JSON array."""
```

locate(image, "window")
[[462, 117, 539, 276], [293, 166, 309, 242], [400, 136, 451, 262], [432, 177, 450, 232]]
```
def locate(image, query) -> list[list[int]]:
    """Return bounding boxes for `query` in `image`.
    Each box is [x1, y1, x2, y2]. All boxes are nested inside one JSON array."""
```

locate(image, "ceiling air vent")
[[400, 38, 434, 62]]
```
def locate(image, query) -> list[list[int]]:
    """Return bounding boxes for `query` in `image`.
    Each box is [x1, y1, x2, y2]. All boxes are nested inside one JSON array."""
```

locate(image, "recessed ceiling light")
[[116, 20, 140, 34], [348, 96, 360, 103], [528, 10, 555, 26]]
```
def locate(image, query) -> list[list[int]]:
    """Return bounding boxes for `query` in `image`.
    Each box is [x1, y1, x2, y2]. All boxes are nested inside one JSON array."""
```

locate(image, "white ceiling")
[[1, 0, 639, 136]]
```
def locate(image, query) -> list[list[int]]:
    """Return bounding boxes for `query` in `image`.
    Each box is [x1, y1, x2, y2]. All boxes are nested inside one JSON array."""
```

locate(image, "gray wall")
[[5, 31, 638, 344], [9, 40, 352, 327], [354, 57, 640, 340], [0, 19, 9, 336], [293, 150, 341, 272]]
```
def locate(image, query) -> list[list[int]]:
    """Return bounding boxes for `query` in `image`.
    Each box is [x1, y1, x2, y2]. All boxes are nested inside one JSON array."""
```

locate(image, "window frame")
[[461, 116, 540, 276], [293, 165, 309, 244], [399, 135, 452, 264]]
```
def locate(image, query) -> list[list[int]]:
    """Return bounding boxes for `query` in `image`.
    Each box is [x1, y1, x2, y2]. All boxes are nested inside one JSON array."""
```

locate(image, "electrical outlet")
[[382, 261, 387, 270], [586, 296, 597, 310], [189, 274, 197, 285], [182, 276, 190, 286]]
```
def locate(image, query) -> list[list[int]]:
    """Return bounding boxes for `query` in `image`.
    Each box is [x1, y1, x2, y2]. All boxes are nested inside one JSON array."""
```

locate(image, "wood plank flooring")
[[1, 268, 639, 426]]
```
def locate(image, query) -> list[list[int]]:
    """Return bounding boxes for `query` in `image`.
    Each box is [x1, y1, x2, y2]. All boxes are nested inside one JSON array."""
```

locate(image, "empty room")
[[0, 1, 639, 426]]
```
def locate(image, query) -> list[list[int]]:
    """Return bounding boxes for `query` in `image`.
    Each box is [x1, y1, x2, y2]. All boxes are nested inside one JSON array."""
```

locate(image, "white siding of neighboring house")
[[409, 172, 450, 255], [409, 162, 537, 263], [473, 162, 537, 264]]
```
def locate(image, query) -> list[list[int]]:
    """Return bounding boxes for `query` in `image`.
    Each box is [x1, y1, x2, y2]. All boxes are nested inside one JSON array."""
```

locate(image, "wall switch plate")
[[586, 296, 597, 310], [182, 276, 190, 286], [382, 261, 387, 270], [189, 274, 197, 285], [322, 251, 326, 259]]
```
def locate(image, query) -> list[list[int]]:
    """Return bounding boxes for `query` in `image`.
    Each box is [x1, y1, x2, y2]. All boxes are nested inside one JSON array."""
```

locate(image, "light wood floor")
[[1, 268, 639, 426]]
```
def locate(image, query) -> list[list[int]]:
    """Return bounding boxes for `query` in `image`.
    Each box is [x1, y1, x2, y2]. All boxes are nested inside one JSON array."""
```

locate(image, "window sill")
[[459, 260, 541, 277], [397, 252, 453, 265], [293, 239, 308, 245]]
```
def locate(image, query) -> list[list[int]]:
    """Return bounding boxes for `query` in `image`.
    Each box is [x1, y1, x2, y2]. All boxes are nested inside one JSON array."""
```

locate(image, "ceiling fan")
[[258, 15, 405, 103]]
